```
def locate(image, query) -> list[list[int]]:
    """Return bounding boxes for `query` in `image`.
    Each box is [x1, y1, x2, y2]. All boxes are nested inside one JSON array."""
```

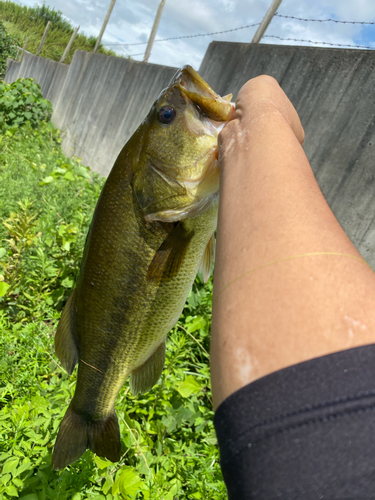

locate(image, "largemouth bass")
[[52, 66, 233, 469]]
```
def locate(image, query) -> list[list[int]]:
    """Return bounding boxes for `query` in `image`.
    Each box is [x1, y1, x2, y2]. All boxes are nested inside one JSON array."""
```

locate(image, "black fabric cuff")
[[214, 344, 375, 499]]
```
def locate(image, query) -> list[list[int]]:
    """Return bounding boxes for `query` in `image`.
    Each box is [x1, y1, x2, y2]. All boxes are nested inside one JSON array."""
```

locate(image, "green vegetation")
[[0, 79, 52, 131], [0, 81, 226, 499], [0, 20, 18, 78], [0, 1, 117, 64]]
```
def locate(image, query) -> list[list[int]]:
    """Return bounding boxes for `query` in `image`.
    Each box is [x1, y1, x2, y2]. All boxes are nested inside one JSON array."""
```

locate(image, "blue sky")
[[11, 0, 375, 68]]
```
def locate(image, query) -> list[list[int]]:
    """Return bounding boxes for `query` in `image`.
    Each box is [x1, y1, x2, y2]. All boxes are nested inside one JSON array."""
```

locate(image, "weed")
[[0, 110, 226, 498], [0, 1, 118, 64]]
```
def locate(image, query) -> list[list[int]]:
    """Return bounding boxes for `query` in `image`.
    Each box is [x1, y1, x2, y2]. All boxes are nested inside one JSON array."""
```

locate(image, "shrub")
[[0, 118, 226, 499], [0, 78, 52, 131], [0, 1, 118, 64], [29, 2, 73, 32], [0, 20, 19, 79]]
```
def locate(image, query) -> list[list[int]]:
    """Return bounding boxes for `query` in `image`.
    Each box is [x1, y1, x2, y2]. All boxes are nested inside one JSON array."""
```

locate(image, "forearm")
[[211, 77, 375, 409]]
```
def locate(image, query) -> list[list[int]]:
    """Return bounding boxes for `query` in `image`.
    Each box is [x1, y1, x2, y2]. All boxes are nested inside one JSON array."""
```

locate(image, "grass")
[[0, 1, 117, 64], [0, 110, 227, 497]]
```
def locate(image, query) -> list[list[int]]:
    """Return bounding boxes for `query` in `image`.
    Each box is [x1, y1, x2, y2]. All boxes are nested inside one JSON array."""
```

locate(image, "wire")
[[102, 22, 261, 46], [274, 14, 375, 25], [264, 35, 375, 50], [123, 52, 145, 57]]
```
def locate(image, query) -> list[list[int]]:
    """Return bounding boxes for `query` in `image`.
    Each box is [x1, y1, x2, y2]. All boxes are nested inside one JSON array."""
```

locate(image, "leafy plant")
[[0, 20, 19, 79], [0, 1, 117, 64], [0, 120, 226, 498], [0, 78, 53, 132], [28, 2, 73, 32]]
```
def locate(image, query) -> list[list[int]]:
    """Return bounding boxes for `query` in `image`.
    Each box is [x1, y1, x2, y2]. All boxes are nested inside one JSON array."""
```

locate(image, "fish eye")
[[158, 106, 176, 124]]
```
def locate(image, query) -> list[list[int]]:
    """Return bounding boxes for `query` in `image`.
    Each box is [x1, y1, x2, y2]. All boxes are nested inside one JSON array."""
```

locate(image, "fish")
[[51, 65, 234, 470]]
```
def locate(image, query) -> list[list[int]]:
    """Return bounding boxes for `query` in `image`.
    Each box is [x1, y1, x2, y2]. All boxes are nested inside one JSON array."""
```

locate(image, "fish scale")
[[52, 65, 233, 469]]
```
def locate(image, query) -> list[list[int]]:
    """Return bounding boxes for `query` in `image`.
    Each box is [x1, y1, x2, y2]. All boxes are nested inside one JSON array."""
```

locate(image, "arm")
[[211, 75, 375, 409]]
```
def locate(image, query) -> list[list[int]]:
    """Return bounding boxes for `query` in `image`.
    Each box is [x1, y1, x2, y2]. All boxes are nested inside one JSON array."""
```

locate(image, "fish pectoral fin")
[[147, 222, 194, 282], [130, 341, 166, 396], [52, 403, 121, 469], [199, 232, 215, 283], [55, 290, 79, 375]]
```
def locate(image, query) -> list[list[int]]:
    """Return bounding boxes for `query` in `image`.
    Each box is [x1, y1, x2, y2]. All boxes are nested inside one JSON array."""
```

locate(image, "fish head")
[[132, 65, 234, 223]]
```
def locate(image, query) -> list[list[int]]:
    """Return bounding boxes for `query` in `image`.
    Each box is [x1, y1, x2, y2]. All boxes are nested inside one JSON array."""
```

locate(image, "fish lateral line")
[[79, 358, 104, 374]]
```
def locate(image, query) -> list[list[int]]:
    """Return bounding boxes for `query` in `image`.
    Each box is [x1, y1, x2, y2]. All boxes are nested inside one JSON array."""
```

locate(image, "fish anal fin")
[[199, 233, 215, 283], [147, 223, 194, 283], [52, 403, 121, 470], [130, 341, 166, 396], [55, 290, 78, 375]]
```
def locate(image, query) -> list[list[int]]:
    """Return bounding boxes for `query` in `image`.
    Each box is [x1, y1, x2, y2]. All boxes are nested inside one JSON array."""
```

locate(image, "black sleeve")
[[214, 344, 375, 500]]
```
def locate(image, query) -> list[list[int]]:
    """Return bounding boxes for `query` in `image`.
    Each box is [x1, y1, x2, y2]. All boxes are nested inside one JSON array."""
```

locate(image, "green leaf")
[[5, 483, 19, 496], [113, 467, 142, 497], [1, 473, 11, 485], [19, 494, 38, 500], [12, 460, 32, 478], [93, 456, 113, 470], [0, 282, 10, 297], [61, 276, 74, 288], [39, 176, 54, 185], [0, 248, 6, 259], [63, 171, 75, 181], [176, 375, 203, 398], [76, 166, 91, 179]]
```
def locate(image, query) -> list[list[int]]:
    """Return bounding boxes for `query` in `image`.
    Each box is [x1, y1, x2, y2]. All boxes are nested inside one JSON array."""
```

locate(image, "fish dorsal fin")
[[199, 232, 215, 283], [147, 223, 194, 283], [55, 290, 78, 375], [130, 340, 166, 395]]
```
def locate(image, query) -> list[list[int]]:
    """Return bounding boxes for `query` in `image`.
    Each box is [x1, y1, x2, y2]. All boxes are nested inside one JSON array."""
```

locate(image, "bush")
[[0, 120, 226, 499], [0, 1, 118, 64], [29, 2, 73, 32], [0, 20, 19, 79], [0, 78, 53, 131]]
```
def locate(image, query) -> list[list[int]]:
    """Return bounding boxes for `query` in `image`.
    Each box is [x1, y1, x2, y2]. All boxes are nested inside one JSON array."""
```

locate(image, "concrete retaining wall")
[[199, 41, 375, 267], [52, 51, 178, 176], [5, 53, 69, 107], [4, 58, 21, 82], [5, 42, 375, 265]]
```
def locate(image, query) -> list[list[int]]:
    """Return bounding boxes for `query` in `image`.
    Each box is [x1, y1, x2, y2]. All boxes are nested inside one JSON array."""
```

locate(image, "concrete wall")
[[6, 42, 375, 265], [52, 51, 178, 176], [200, 41, 375, 267], [4, 58, 21, 82], [5, 53, 69, 107]]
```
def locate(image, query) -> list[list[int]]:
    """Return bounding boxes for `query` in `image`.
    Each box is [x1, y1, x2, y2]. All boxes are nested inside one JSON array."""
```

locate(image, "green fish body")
[[52, 66, 233, 469]]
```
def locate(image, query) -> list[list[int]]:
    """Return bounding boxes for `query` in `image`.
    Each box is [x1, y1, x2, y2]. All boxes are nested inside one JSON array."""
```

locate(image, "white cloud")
[[8, 0, 375, 67]]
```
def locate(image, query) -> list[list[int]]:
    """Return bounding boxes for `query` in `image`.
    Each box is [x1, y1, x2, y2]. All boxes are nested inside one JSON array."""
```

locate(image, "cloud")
[[9, 0, 375, 67]]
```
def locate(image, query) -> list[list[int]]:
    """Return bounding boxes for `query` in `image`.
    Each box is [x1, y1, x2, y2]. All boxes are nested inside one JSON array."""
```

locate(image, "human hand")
[[220, 75, 305, 155]]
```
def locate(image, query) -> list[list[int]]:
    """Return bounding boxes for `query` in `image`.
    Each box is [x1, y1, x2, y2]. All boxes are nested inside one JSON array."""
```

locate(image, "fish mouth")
[[171, 65, 235, 122]]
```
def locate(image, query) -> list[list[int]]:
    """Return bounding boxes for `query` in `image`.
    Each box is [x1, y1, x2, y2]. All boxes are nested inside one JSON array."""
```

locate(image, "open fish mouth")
[[171, 65, 235, 123]]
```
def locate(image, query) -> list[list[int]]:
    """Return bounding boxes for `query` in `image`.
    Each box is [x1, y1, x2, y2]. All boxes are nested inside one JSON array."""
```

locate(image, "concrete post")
[[252, 0, 283, 43], [144, 0, 166, 63], [36, 21, 52, 56], [94, 0, 117, 53], [20, 36, 29, 62], [60, 26, 80, 63]]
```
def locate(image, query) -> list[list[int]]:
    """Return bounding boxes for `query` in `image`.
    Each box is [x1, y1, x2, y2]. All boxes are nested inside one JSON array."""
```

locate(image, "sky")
[[12, 0, 375, 69]]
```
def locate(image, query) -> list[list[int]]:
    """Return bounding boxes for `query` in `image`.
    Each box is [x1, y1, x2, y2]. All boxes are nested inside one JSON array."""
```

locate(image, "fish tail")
[[52, 403, 121, 470]]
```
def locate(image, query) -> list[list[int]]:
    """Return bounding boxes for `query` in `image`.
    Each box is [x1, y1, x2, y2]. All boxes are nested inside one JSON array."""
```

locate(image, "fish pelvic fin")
[[52, 403, 121, 470], [130, 340, 166, 396], [147, 222, 194, 283], [198, 232, 215, 283], [55, 289, 78, 375]]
